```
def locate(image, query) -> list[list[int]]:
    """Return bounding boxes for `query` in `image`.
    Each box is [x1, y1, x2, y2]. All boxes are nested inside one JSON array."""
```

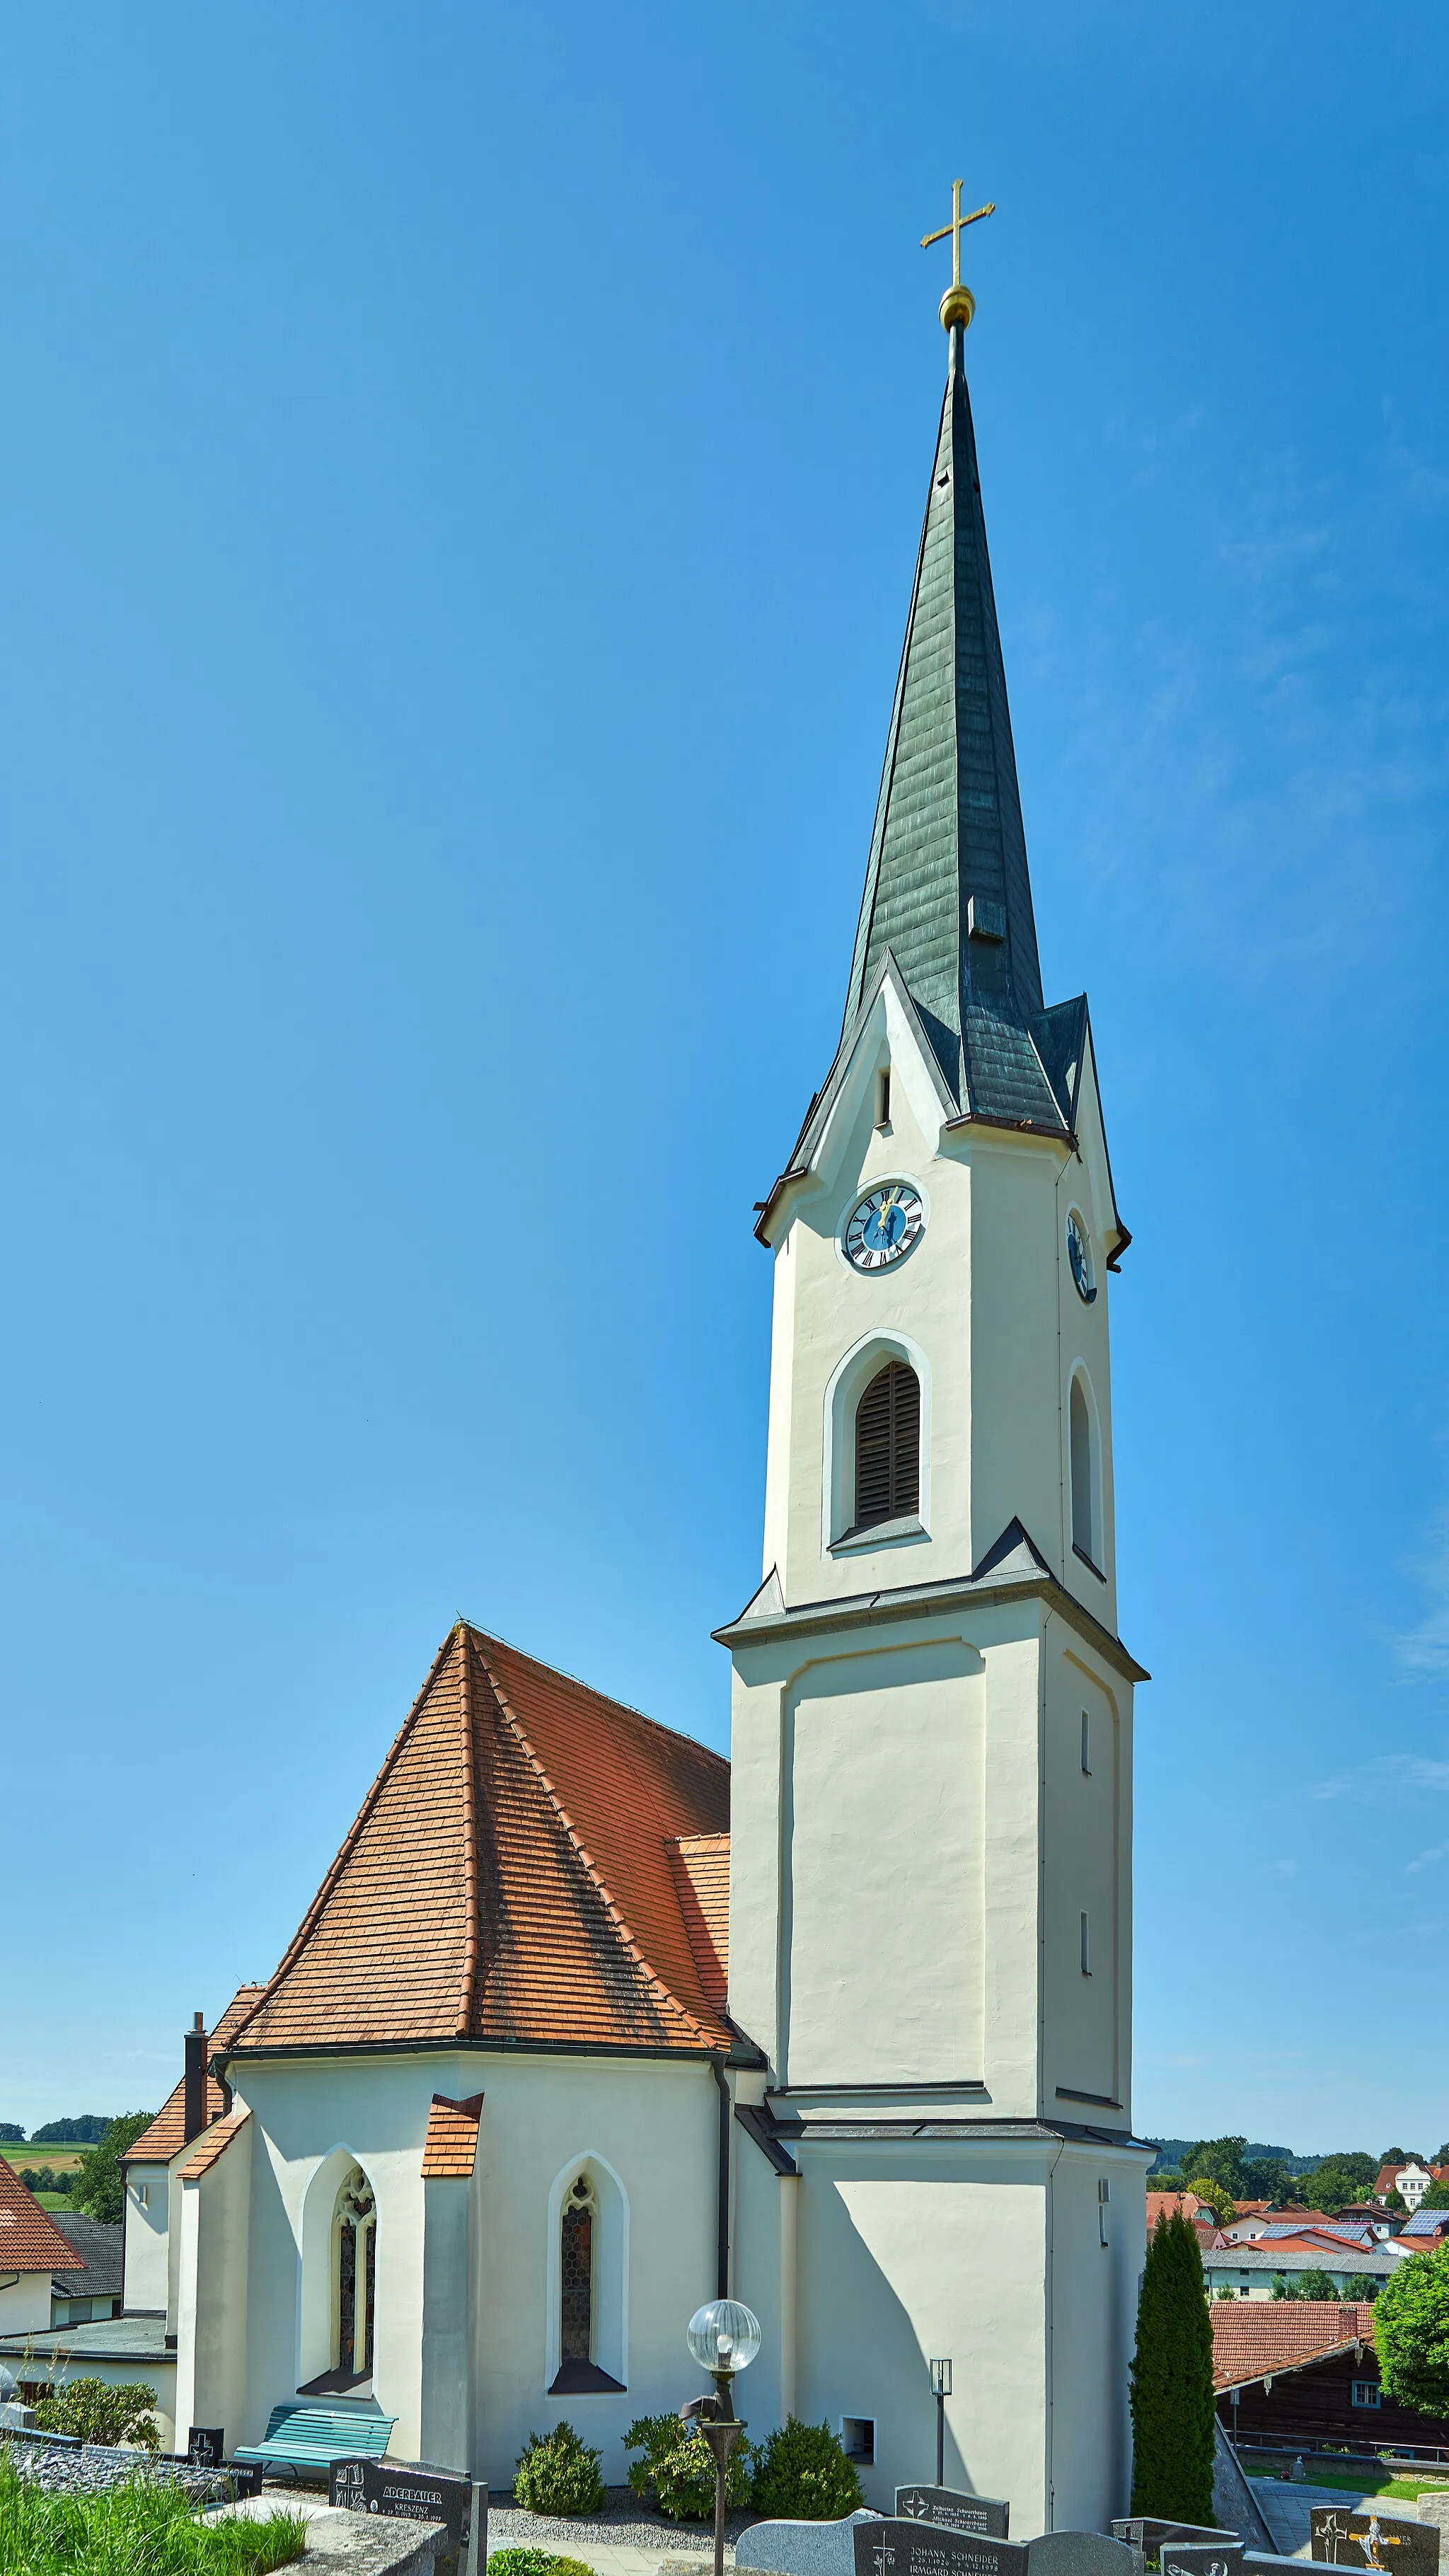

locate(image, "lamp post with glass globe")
[[680, 2299, 761, 2576]]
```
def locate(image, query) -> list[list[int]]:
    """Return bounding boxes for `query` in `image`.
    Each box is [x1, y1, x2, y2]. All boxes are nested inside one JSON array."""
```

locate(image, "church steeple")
[[843, 321, 1066, 1131]]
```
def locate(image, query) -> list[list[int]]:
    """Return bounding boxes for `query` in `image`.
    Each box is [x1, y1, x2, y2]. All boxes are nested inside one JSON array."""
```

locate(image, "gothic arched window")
[[853, 1361, 920, 1530], [560, 2171, 596, 2364], [1070, 1373, 1097, 1569], [335, 2168, 376, 2381]]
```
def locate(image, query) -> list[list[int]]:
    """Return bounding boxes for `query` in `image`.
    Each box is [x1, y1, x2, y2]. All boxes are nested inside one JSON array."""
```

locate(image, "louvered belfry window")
[[853, 1361, 920, 1530]]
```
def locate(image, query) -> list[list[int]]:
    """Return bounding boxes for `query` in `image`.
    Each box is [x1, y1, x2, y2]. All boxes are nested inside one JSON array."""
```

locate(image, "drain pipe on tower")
[[710, 2058, 731, 2297]]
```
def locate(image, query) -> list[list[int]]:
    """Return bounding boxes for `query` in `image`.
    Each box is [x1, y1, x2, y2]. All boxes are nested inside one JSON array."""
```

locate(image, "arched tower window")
[[1070, 1373, 1097, 1569], [560, 2171, 597, 2365], [335, 2167, 376, 2382], [853, 1361, 920, 1531]]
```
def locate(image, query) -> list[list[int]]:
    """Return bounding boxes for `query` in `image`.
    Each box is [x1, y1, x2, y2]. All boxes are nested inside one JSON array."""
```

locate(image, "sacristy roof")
[[224, 1624, 734, 2062], [124, 1987, 267, 2164]]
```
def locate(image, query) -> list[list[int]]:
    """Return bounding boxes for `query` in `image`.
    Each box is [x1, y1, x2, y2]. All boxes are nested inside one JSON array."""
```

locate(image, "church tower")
[[720, 225, 1150, 2534]]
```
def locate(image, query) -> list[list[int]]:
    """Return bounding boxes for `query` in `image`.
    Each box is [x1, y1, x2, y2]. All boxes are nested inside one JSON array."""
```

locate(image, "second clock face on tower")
[[843, 1182, 925, 1273]]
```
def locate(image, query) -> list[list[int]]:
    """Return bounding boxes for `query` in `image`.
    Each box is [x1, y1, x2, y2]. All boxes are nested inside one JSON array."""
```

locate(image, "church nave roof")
[[223, 1623, 734, 2062]]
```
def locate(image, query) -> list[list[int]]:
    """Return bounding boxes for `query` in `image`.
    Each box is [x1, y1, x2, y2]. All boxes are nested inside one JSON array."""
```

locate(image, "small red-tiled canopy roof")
[[1211, 2300, 1375, 2391], [124, 1987, 267, 2164], [422, 2094, 484, 2178], [666, 1835, 729, 2013], [0, 2159, 89, 2274], [177, 2104, 250, 2183], [226, 1626, 732, 2060]]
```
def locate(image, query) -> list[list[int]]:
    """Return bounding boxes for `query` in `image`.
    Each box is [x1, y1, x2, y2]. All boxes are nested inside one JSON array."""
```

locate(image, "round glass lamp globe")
[[686, 2299, 761, 2375]]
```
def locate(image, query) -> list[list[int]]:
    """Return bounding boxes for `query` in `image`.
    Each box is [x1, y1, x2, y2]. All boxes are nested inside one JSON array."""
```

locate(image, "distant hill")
[[28, 2116, 113, 2145], [1147, 2137, 1326, 2177]]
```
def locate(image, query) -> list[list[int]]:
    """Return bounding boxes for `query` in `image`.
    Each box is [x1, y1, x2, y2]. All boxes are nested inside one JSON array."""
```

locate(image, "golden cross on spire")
[[921, 179, 995, 333]]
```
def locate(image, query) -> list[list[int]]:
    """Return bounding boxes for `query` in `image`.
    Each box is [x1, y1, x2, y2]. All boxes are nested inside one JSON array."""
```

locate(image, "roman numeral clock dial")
[[843, 1182, 925, 1272]]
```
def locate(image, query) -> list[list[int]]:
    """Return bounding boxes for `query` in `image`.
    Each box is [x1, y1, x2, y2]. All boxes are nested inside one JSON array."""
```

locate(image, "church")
[[122, 250, 1150, 2534]]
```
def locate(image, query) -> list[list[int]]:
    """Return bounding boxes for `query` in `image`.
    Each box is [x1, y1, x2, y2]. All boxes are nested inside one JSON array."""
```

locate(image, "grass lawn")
[[29, 2192, 73, 2210], [1245, 2462, 1449, 2499], [0, 2461, 307, 2572]]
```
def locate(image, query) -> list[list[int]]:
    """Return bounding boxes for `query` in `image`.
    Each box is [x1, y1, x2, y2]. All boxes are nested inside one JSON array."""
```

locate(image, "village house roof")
[[1145, 2191, 1213, 2229], [223, 1624, 735, 2062], [1203, 2242, 1396, 2278], [124, 1986, 267, 2164], [1211, 2300, 1376, 2391], [47, 2211, 123, 2302], [0, 2158, 91, 2275]]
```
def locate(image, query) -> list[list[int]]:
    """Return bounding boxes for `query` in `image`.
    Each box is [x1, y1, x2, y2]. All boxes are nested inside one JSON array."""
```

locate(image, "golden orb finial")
[[921, 180, 995, 331]]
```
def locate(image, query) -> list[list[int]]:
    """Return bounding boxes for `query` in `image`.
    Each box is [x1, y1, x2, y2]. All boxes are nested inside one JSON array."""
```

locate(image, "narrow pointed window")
[[334, 2169, 376, 2381], [1070, 1375, 1097, 1569], [853, 1361, 920, 1531], [560, 2172, 596, 2364]]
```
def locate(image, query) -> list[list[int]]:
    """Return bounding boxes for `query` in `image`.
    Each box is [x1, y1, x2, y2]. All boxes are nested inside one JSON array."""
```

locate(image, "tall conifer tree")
[[1129, 2210, 1217, 2521]]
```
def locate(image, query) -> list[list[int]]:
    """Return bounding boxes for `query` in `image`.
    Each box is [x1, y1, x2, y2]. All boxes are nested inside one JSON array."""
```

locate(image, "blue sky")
[[2, 1, 1446, 2152]]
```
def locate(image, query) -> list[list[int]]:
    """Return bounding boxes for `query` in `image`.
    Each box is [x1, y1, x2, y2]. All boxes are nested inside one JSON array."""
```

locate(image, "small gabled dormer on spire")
[[842, 188, 1064, 1133]]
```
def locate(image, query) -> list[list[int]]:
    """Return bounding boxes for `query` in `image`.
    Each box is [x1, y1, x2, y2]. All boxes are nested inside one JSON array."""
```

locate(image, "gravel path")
[[488, 2487, 759, 2554], [1, 2435, 238, 2504]]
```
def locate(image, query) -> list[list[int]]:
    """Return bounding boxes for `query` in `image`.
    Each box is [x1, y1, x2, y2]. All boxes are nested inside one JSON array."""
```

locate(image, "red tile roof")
[[666, 1835, 729, 2013], [421, 2094, 485, 2179], [226, 1626, 733, 2060], [1212, 2300, 1375, 2391], [1147, 2191, 1210, 2227], [177, 2105, 250, 2182], [124, 1987, 267, 2164], [0, 2159, 91, 2274]]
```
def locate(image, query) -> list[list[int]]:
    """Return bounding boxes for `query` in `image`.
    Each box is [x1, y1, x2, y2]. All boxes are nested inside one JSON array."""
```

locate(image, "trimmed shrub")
[[513, 2422, 608, 2517], [625, 2412, 754, 2521], [1129, 2210, 1216, 2522], [751, 2417, 864, 2520], [490, 2554, 597, 2576], [32, 2376, 160, 2449]]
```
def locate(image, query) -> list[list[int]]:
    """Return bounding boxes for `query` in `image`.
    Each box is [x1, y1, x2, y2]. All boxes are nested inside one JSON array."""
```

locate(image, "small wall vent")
[[967, 896, 1005, 943]]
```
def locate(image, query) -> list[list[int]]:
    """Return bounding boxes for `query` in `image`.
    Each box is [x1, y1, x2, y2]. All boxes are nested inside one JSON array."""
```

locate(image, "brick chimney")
[[183, 2011, 207, 2144]]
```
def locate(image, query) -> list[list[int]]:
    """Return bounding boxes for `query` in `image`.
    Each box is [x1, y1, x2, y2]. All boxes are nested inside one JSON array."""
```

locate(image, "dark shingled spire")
[[844, 325, 1064, 1130]]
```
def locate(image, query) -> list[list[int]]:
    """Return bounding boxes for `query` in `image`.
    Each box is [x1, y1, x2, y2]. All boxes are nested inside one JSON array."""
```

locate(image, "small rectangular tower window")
[[1080, 1911, 1092, 1976], [1099, 2178, 1110, 2247], [1081, 1711, 1092, 1774], [876, 1067, 891, 1128], [841, 2418, 876, 2465]]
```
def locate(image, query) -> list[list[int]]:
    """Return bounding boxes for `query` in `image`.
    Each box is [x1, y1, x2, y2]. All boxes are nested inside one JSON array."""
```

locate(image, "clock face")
[[843, 1182, 925, 1273], [1066, 1211, 1097, 1304]]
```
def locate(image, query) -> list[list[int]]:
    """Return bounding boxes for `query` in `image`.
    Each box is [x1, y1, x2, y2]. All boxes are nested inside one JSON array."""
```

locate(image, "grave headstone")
[[1160, 2541, 1245, 2576], [1114, 2524, 1232, 2565], [1309, 2512, 1438, 2576], [187, 2427, 225, 2467], [896, 2488, 1010, 2539], [853, 2517, 1030, 2576], [737, 2507, 884, 2576], [1029, 2535, 1145, 2576], [328, 2457, 480, 2576]]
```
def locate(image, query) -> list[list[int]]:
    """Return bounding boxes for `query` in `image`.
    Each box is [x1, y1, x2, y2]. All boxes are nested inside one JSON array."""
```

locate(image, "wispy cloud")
[[1403, 1842, 1449, 1876], [1309, 1755, 1449, 1803]]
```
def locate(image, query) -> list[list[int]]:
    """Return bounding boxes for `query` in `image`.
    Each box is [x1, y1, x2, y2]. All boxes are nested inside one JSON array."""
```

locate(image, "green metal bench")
[[233, 2403, 396, 2480]]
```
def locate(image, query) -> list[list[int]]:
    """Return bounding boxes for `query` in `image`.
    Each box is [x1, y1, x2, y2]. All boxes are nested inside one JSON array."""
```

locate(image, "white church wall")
[[966, 1133, 1068, 1576], [762, 999, 976, 1609], [1053, 1044, 1118, 1627], [233, 2054, 436, 2458], [1044, 2142, 1145, 2532], [471, 2047, 717, 2490], [790, 2142, 1051, 2528], [122, 2164, 170, 2313], [420, 2176, 471, 2473], [1041, 1635, 1131, 2122], [174, 2115, 253, 2456], [778, 1639, 986, 2087], [228, 2044, 720, 2487]]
